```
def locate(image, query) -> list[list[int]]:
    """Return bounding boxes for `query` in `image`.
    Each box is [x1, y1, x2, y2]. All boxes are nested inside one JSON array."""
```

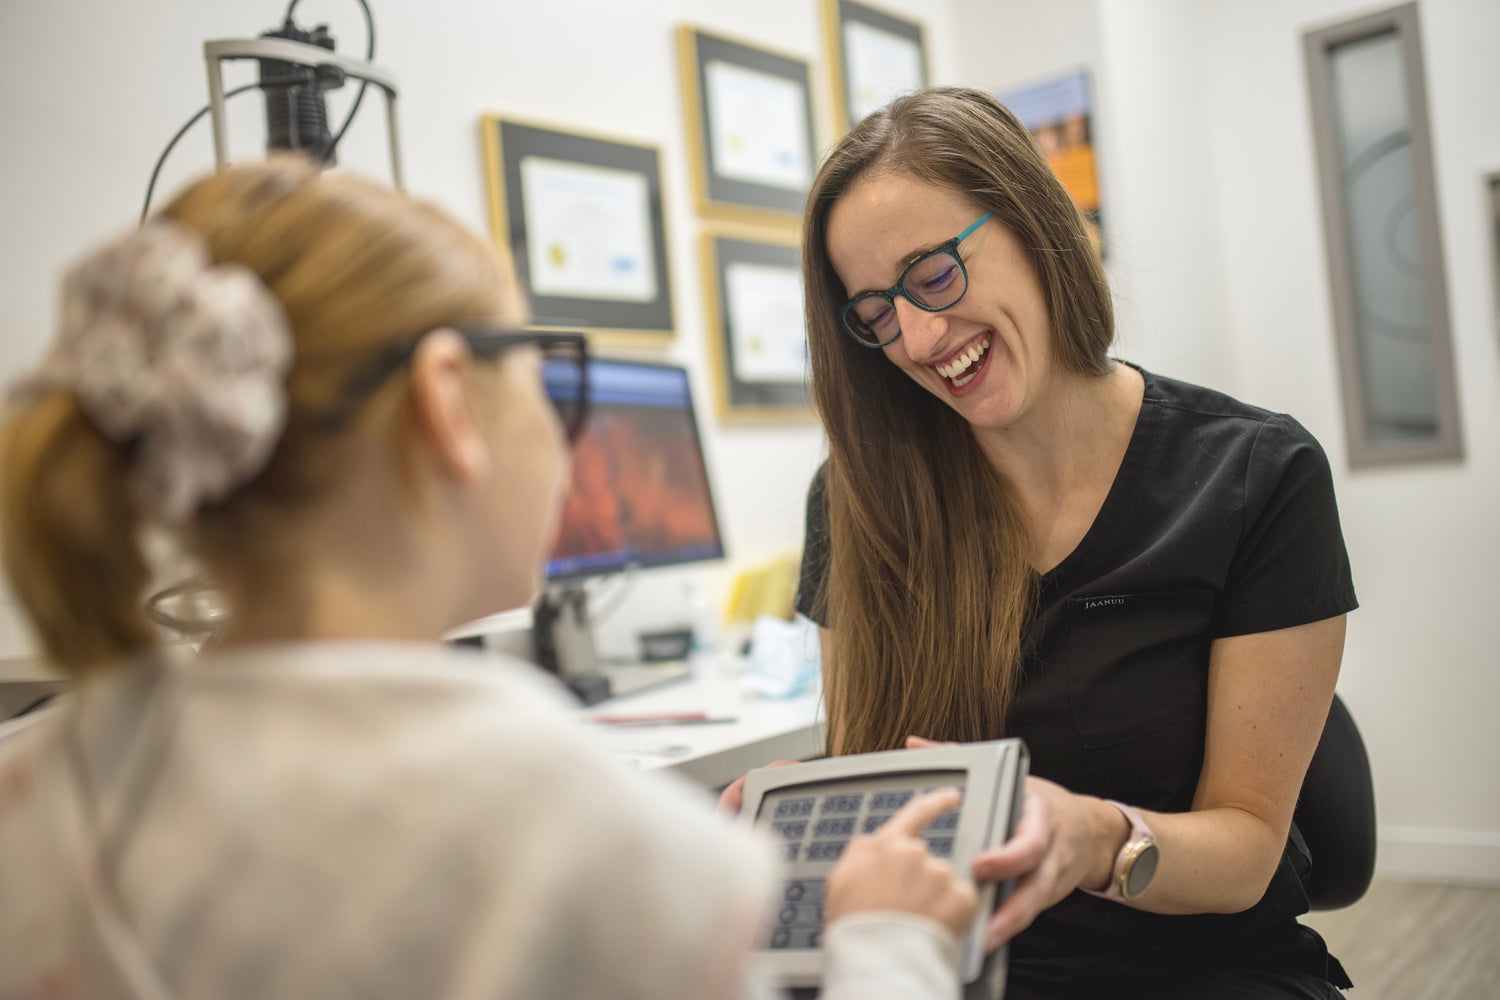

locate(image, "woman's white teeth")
[[936, 337, 991, 381]]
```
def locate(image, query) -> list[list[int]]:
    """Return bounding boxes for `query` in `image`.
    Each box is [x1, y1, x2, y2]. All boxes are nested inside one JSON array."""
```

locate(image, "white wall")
[[1193, 0, 1500, 885], [0, 0, 959, 670], [950, 0, 1238, 389], [953, 0, 1500, 885]]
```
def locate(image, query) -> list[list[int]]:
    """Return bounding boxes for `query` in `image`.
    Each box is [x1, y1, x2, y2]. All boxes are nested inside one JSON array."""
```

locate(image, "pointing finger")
[[881, 787, 963, 839]]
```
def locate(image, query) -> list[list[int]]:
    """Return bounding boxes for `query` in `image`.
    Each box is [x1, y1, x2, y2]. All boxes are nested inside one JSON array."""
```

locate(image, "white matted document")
[[704, 60, 812, 192], [520, 156, 657, 303], [725, 261, 807, 383], [844, 20, 924, 121]]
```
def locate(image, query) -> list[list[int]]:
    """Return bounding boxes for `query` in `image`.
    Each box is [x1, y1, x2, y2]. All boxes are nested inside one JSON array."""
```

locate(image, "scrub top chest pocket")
[[1050, 588, 1214, 810], [738, 739, 1029, 995], [1064, 588, 1214, 747]]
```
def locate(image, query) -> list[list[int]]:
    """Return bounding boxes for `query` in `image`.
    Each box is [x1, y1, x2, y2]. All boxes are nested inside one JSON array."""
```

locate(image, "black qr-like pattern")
[[775, 798, 816, 819], [814, 817, 856, 837], [870, 791, 914, 811], [806, 840, 848, 862]]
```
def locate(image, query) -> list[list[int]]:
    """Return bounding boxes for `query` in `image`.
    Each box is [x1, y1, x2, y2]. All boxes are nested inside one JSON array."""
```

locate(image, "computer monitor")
[[545, 358, 725, 581], [533, 358, 725, 692]]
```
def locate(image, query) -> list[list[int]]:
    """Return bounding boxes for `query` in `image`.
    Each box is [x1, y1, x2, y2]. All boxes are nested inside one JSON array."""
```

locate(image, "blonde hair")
[[1, 157, 518, 675], [802, 88, 1114, 754]]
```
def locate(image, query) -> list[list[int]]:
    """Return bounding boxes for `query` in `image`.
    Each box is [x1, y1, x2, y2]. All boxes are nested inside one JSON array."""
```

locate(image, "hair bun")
[[25, 220, 293, 521]]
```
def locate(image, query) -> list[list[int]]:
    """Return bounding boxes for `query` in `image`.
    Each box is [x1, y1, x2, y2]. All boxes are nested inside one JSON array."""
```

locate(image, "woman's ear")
[[406, 330, 490, 483]]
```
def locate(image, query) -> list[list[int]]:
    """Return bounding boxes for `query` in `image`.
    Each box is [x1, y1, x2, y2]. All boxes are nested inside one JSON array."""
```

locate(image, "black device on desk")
[[532, 358, 725, 702], [738, 740, 1029, 1000]]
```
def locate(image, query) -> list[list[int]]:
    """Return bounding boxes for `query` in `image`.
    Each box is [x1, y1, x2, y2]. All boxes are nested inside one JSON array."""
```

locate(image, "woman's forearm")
[[1090, 797, 1287, 915]]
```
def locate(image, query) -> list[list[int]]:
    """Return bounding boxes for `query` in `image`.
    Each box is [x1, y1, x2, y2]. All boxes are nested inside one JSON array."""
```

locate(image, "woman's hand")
[[969, 776, 1123, 949], [904, 737, 1125, 951], [824, 788, 979, 939], [717, 760, 799, 815]]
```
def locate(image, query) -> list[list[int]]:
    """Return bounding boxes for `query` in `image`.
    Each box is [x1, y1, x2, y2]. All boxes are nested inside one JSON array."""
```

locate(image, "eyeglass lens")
[[847, 248, 966, 344], [541, 344, 588, 443]]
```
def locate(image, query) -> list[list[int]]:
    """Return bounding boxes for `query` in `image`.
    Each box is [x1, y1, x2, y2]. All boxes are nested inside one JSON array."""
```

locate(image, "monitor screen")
[[544, 358, 725, 580]]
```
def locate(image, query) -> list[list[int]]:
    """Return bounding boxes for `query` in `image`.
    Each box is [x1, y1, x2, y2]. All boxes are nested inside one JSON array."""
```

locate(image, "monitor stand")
[[533, 585, 693, 705], [533, 586, 598, 675], [532, 585, 606, 704]]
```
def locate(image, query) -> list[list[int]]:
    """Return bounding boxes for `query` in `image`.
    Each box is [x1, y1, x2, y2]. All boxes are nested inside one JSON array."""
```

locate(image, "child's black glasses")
[[312, 325, 590, 444]]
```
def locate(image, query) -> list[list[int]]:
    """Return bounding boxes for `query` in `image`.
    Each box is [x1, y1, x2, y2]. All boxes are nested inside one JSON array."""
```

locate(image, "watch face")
[[1124, 842, 1160, 898]]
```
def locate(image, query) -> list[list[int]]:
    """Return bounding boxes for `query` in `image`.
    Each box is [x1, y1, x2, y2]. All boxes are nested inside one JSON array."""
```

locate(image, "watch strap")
[[1082, 799, 1155, 902]]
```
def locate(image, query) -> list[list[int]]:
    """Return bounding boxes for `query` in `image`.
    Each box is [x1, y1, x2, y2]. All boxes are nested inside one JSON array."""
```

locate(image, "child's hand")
[[824, 788, 978, 939]]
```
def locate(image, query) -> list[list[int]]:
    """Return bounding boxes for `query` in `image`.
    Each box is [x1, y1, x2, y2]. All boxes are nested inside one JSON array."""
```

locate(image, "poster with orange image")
[[996, 71, 1104, 257]]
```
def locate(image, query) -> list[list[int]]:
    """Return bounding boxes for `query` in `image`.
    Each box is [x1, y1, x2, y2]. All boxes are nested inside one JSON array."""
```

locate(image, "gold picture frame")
[[480, 114, 675, 347], [678, 25, 818, 227], [699, 224, 813, 422], [823, 0, 930, 135]]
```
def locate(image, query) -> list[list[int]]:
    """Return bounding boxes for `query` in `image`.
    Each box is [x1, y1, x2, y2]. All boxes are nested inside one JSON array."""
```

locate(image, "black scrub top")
[[795, 368, 1358, 996]]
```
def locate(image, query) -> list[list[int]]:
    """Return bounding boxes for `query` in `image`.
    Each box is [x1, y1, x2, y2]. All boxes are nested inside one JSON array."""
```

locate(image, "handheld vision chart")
[[738, 739, 1029, 998]]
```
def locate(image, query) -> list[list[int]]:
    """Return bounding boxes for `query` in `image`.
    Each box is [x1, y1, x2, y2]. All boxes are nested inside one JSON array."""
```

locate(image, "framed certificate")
[[480, 115, 675, 343], [700, 227, 812, 421], [824, 0, 929, 134], [679, 26, 818, 225]]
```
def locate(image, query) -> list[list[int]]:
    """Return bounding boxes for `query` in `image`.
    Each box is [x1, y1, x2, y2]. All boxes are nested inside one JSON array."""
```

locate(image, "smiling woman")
[[805, 90, 1116, 759], [783, 87, 1360, 1000]]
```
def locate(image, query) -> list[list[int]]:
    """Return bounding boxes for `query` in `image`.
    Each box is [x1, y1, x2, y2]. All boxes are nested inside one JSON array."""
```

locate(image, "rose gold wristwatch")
[[1084, 799, 1159, 902]]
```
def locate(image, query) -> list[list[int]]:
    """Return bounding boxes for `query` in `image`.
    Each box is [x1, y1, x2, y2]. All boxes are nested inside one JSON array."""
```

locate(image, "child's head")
[[2, 157, 575, 673]]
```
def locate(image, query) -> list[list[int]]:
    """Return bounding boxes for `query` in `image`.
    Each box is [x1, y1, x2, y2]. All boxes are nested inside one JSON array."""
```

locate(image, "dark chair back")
[[1293, 694, 1376, 910]]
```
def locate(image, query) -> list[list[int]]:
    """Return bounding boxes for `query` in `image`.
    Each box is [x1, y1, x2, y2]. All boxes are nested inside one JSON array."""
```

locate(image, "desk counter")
[[583, 657, 824, 790]]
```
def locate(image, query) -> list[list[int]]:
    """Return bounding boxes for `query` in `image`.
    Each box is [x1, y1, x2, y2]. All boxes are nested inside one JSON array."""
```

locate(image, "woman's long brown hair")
[[803, 88, 1115, 755]]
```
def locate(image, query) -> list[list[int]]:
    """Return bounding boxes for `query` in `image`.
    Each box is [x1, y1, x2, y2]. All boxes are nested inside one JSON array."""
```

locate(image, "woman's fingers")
[[969, 779, 1094, 951], [717, 759, 803, 816], [970, 787, 1052, 882], [982, 865, 1053, 951], [717, 775, 747, 814]]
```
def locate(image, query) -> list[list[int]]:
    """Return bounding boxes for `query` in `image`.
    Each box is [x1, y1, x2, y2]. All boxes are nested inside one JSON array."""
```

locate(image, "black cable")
[[140, 82, 262, 223], [141, 0, 377, 222], [286, 0, 374, 163]]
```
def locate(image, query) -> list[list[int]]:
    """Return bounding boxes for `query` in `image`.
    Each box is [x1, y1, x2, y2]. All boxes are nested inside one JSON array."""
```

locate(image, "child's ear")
[[406, 330, 490, 482]]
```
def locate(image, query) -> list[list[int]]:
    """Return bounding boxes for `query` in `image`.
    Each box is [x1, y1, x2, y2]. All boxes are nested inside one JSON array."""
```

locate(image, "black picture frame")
[[700, 228, 812, 421], [678, 26, 818, 224], [824, 0, 929, 134], [480, 115, 674, 342]]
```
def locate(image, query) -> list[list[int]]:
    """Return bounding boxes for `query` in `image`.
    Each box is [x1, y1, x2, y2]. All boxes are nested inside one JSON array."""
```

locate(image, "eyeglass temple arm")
[[957, 212, 992, 241]]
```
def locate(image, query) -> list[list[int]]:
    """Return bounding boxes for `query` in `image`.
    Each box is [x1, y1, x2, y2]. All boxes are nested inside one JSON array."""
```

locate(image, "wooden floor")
[[1300, 879, 1500, 998]]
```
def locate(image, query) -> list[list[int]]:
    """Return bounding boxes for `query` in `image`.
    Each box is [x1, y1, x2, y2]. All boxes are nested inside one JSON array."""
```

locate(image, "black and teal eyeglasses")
[[313, 325, 590, 444], [837, 212, 992, 348]]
